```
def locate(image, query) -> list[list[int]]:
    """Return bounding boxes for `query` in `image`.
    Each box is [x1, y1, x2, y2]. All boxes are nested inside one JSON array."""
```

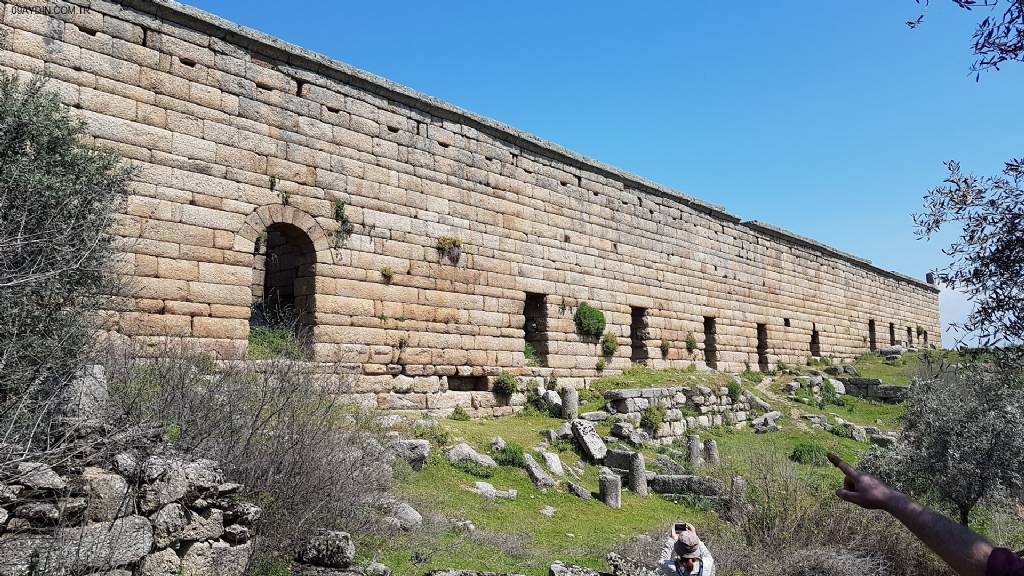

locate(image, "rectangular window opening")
[[523, 292, 549, 367], [447, 375, 489, 392], [868, 319, 877, 352], [783, 318, 791, 328], [889, 323, 896, 346], [810, 325, 821, 357], [756, 323, 769, 372], [630, 307, 649, 363], [703, 316, 718, 370], [906, 326, 913, 346]]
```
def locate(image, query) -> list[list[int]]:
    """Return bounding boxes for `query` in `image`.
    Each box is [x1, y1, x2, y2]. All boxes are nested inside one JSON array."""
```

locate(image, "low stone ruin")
[[839, 377, 910, 403], [602, 385, 760, 444], [0, 456, 257, 576]]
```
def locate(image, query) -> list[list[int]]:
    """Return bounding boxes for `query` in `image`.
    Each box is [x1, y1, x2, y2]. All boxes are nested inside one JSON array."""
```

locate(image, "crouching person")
[[660, 523, 715, 576]]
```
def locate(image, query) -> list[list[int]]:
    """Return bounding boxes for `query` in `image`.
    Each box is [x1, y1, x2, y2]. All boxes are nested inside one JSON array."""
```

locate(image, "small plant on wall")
[[492, 371, 518, 397], [685, 332, 697, 355], [333, 199, 354, 247], [595, 358, 607, 371], [600, 332, 618, 356], [380, 266, 395, 284], [437, 236, 463, 264], [660, 339, 672, 357], [574, 302, 605, 338]]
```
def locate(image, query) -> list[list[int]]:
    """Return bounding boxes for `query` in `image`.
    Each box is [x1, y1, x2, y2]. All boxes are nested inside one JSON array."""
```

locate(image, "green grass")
[[849, 350, 959, 386], [246, 325, 309, 360], [589, 365, 730, 396], [365, 412, 720, 574]]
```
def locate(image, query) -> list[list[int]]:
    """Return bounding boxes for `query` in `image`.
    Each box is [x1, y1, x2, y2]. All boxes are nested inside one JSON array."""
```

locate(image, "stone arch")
[[236, 205, 334, 347]]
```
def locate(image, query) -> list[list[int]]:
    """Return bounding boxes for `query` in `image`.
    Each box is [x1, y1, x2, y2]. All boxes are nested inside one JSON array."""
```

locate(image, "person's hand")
[[670, 524, 678, 540], [827, 452, 901, 511]]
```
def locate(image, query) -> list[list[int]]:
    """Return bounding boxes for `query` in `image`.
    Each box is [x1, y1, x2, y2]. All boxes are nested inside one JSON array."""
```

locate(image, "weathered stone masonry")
[[0, 0, 941, 414]]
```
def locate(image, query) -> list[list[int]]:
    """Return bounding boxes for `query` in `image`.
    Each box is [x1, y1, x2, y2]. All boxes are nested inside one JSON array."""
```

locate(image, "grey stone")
[[598, 467, 621, 509], [580, 411, 610, 422], [570, 419, 607, 462], [366, 562, 391, 576], [545, 390, 563, 416], [297, 530, 355, 568], [490, 436, 506, 452], [471, 481, 517, 500], [446, 443, 498, 468], [523, 454, 556, 488], [628, 452, 648, 496], [703, 439, 720, 466], [390, 439, 430, 471], [16, 462, 65, 491], [425, 571, 527, 576], [180, 540, 251, 576], [81, 467, 129, 522], [14, 502, 59, 524], [560, 388, 579, 420], [223, 501, 262, 525], [649, 475, 725, 497], [112, 453, 140, 479], [870, 434, 897, 448], [611, 421, 634, 439], [0, 515, 153, 576], [828, 378, 846, 395], [540, 505, 557, 517], [223, 523, 250, 544], [142, 548, 181, 576], [567, 482, 592, 500], [542, 452, 565, 476], [654, 454, 686, 475], [65, 364, 110, 423], [687, 434, 704, 466], [549, 561, 601, 576], [393, 502, 422, 530]]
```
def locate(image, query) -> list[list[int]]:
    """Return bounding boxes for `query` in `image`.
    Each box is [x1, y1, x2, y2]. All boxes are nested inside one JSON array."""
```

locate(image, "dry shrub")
[[617, 449, 952, 576], [103, 343, 395, 560]]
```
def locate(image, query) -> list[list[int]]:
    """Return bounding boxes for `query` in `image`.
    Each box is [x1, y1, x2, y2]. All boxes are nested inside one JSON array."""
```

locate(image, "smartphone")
[[674, 523, 687, 532]]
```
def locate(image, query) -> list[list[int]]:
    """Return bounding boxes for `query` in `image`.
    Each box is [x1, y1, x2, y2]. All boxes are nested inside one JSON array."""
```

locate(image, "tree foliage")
[[0, 74, 131, 458], [914, 158, 1024, 347], [861, 359, 1024, 525], [909, 0, 1024, 75]]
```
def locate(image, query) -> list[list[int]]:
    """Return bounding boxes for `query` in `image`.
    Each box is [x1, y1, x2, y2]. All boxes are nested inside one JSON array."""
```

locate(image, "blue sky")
[[187, 1, 1023, 344]]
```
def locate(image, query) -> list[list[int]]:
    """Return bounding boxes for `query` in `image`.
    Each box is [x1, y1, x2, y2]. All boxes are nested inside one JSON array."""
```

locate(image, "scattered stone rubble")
[[0, 456, 257, 576]]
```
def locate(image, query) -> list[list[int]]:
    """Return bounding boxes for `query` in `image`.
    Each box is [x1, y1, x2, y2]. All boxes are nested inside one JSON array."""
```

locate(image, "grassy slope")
[[359, 365, 895, 575]]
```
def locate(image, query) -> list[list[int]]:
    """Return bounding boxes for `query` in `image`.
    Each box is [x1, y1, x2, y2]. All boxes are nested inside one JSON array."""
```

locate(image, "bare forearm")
[[886, 492, 992, 576]]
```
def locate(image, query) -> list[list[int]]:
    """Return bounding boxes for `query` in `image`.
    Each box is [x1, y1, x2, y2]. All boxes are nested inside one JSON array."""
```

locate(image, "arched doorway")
[[251, 222, 316, 343]]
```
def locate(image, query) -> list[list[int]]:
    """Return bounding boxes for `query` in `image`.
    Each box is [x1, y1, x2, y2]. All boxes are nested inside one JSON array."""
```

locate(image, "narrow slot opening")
[[703, 317, 718, 370]]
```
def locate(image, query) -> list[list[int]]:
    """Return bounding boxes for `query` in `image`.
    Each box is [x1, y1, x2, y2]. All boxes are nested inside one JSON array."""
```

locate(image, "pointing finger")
[[827, 452, 856, 477]]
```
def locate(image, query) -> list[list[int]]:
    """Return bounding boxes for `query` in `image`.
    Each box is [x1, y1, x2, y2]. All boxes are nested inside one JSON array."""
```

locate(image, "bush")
[[414, 423, 451, 448], [0, 75, 132, 464], [789, 442, 828, 466], [685, 332, 697, 354], [380, 266, 395, 284], [660, 339, 671, 357], [523, 388, 547, 415], [449, 404, 471, 421], [451, 460, 494, 478], [600, 332, 619, 356], [640, 405, 666, 433], [574, 302, 606, 337], [820, 378, 844, 406], [596, 358, 607, 371], [436, 236, 463, 263], [248, 325, 310, 360], [727, 381, 743, 402], [492, 371, 517, 397], [104, 346, 395, 562], [740, 370, 765, 384], [493, 441, 527, 468], [523, 341, 541, 367]]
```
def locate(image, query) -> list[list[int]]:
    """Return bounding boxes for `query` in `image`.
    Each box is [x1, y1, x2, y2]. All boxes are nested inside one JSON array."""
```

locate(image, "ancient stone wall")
[[0, 0, 941, 414]]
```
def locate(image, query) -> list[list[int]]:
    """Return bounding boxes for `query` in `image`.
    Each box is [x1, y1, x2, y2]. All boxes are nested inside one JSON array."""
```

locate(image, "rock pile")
[[0, 456, 257, 576]]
